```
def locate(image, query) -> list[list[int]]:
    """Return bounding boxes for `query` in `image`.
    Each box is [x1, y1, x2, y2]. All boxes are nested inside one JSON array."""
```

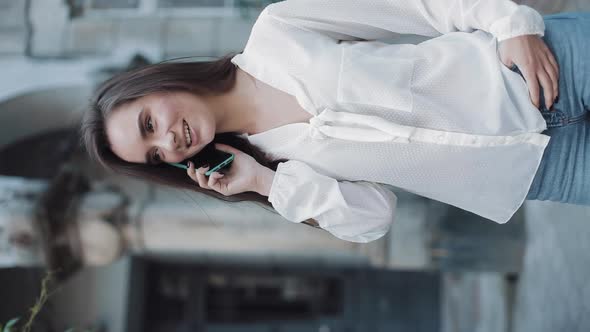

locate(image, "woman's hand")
[[498, 34, 559, 110], [186, 143, 266, 196]]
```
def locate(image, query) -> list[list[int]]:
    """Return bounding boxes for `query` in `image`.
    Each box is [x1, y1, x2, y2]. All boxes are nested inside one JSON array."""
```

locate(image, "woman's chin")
[[186, 147, 202, 159], [186, 151, 198, 160]]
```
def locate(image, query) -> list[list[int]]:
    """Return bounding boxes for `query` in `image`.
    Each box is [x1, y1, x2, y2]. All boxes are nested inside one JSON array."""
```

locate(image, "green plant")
[[0, 269, 96, 332], [1, 318, 20, 332]]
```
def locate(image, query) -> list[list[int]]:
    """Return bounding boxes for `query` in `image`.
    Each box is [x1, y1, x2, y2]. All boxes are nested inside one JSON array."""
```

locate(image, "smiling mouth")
[[183, 119, 192, 148]]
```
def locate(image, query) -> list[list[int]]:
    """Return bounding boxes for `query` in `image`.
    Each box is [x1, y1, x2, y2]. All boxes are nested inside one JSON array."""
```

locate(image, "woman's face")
[[105, 91, 215, 164]]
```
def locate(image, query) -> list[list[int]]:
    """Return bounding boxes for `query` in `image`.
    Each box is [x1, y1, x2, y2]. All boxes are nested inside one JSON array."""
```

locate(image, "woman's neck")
[[208, 67, 261, 136]]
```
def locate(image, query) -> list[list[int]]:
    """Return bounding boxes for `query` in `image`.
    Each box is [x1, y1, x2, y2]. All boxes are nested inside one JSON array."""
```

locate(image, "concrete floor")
[[513, 201, 590, 332]]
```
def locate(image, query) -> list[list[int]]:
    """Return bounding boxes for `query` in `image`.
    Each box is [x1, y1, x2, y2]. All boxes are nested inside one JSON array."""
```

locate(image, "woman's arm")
[[265, 0, 559, 114], [256, 169, 323, 229], [260, 160, 397, 243], [264, 0, 545, 42], [254, 165, 275, 196]]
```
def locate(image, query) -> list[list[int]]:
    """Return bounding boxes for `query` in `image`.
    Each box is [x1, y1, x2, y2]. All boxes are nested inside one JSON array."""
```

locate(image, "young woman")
[[81, 0, 589, 243]]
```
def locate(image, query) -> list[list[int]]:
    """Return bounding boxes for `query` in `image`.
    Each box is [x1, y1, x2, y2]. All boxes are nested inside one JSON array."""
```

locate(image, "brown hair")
[[80, 53, 321, 228]]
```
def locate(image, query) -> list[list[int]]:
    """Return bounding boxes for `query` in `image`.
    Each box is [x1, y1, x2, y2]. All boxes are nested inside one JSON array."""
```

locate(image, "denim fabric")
[[516, 12, 590, 205]]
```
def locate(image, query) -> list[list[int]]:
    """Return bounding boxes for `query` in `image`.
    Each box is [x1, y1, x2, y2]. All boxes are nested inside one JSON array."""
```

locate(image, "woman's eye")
[[146, 116, 154, 132]]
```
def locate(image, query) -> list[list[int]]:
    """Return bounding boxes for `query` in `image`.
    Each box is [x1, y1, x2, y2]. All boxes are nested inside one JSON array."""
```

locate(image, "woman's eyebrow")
[[137, 108, 147, 139], [137, 108, 151, 164]]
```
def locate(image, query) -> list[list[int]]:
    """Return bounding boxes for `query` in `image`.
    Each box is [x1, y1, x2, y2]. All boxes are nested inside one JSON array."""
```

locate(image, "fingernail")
[[187, 161, 192, 168]]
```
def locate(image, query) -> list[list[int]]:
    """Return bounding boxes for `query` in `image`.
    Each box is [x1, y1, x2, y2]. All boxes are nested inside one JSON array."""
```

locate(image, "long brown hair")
[[80, 53, 322, 229], [80, 53, 290, 211]]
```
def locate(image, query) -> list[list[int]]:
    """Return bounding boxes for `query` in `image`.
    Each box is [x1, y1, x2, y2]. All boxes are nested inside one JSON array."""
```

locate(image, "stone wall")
[[0, 0, 28, 55], [1, 0, 260, 59], [2, 0, 589, 59]]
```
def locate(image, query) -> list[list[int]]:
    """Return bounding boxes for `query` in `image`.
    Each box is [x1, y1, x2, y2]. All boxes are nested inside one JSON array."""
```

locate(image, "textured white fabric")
[[268, 160, 398, 243], [232, 0, 550, 243]]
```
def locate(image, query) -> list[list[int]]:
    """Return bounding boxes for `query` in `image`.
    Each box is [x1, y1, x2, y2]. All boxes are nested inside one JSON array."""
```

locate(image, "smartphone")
[[167, 142, 234, 176]]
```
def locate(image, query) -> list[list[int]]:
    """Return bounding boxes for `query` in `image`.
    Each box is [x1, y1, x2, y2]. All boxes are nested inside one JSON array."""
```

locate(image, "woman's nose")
[[160, 131, 179, 152]]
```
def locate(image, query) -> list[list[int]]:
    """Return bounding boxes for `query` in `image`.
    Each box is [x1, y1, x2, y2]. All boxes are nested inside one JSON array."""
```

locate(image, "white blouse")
[[231, 0, 550, 243]]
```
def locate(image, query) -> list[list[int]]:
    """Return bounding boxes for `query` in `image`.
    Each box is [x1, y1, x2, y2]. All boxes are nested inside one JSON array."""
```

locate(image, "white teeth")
[[183, 120, 192, 146]]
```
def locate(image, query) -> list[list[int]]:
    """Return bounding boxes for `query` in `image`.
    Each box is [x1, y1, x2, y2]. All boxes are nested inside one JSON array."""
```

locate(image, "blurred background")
[[0, 0, 589, 331]]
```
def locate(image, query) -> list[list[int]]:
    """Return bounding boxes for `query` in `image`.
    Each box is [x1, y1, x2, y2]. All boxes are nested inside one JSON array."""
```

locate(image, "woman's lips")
[[187, 121, 196, 147], [182, 119, 195, 149]]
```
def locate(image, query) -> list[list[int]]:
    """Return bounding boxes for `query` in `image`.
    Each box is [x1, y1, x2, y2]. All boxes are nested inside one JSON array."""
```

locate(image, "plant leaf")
[[3, 318, 19, 332]]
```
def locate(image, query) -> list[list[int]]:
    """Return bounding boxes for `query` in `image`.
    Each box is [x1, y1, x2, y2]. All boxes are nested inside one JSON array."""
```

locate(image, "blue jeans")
[[518, 12, 590, 205]]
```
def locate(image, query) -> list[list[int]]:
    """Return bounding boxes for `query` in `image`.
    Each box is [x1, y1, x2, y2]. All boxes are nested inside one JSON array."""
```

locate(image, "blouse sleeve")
[[267, 160, 397, 243], [264, 0, 545, 42]]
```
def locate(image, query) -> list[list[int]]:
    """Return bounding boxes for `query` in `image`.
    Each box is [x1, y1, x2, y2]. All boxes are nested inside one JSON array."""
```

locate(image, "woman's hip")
[[525, 118, 590, 205], [538, 12, 590, 123], [524, 12, 590, 205]]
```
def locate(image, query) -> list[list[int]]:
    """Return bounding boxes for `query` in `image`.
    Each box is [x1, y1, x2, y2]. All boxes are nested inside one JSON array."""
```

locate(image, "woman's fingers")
[[544, 52, 559, 105], [187, 162, 211, 189], [522, 67, 541, 109], [195, 165, 210, 188], [522, 60, 559, 111], [186, 162, 228, 195], [499, 35, 560, 111], [538, 40, 559, 109], [543, 59, 558, 103], [208, 172, 226, 194], [537, 70, 554, 110], [544, 47, 560, 86], [186, 162, 198, 184]]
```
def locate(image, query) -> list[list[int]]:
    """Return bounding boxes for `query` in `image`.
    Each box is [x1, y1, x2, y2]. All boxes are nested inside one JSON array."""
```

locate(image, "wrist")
[[490, 5, 545, 43], [254, 166, 275, 196]]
